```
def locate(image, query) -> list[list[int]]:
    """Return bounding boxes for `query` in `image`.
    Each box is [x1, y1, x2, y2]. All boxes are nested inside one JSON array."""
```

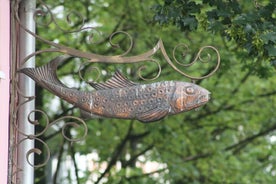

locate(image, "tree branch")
[[125, 168, 167, 181], [225, 122, 276, 154], [69, 142, 80, 184], [122, 144, 154, 168], [53, 138, 65, 184], [183, 152, 213, 162], [95, 122, 134, 184]]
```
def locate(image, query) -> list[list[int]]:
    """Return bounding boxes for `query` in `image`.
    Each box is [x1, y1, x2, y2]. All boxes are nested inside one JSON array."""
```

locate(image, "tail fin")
[[18, 55, 72, 89]]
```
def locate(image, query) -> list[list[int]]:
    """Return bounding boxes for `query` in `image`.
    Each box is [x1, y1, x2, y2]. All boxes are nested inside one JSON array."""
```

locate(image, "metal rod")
[[17, 0, 36, 183]]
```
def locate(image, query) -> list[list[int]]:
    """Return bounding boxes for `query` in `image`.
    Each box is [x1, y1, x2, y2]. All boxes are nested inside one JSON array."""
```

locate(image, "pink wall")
[[0, 0, 10, 183]]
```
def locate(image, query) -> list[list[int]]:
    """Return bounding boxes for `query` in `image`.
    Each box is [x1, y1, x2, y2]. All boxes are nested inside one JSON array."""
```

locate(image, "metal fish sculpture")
[[19, 55, 211, 123]]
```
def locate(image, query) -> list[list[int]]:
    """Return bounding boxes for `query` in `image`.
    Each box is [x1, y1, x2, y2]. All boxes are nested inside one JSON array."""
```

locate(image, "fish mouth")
[[186, 93, 211, 109], [200, 93, 211, 104], [206, 93, 211, 101], [194, 94, 210, 111]]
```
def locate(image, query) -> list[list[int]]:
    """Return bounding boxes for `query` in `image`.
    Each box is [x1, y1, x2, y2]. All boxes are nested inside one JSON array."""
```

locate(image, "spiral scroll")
[[168, 44, 221, 80], [12, 105, 88, 169], [12, 0, 221, 174], [14, 0, 220, 81]]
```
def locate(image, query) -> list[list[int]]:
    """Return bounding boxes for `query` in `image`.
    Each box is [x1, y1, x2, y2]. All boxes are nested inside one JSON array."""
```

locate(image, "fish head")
[[172, 82, 211, 113]]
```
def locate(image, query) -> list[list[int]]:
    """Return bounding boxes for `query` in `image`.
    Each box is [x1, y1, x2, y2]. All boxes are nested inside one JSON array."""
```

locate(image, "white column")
[[17, 0, 36, 183]]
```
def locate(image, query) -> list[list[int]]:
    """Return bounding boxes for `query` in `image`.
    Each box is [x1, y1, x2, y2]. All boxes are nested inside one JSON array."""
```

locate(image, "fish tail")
[[18, 55, 72, 89], [19, 55, 97, 114]]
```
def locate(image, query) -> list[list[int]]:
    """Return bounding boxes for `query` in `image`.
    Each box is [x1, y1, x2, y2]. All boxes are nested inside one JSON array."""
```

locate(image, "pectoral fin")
[[136, 108, 169, 123]]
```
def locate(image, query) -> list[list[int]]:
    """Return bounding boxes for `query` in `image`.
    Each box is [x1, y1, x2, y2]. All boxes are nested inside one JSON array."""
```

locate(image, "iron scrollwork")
[[11, 0, 220, 180], [14, 0, 220, 79]]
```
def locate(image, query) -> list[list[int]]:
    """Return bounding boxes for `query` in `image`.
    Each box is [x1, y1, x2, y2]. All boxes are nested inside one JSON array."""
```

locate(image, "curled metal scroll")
[[11, 0, 221, 176], [12, 101, 88, 168], [14, 0, 220, 81]]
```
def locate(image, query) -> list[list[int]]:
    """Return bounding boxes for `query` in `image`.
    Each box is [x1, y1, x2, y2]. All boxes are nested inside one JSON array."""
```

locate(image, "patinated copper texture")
[[19, 55, 210, 123]]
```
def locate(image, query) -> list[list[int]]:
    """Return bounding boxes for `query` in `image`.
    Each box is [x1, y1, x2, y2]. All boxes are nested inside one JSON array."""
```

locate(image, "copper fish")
[[19, 55, 211, 123]]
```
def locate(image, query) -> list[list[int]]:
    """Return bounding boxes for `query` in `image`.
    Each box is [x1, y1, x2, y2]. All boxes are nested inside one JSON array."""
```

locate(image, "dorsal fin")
[[88, 71, 138, 90]]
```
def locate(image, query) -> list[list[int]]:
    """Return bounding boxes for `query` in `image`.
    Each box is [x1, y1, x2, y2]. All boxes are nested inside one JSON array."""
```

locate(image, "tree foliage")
[[153, 0, 276, 78], [29, 0, 276, 184]]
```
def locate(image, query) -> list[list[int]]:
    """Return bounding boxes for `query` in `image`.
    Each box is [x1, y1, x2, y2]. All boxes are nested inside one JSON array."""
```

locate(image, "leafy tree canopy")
[[153, 0, 276, 78]]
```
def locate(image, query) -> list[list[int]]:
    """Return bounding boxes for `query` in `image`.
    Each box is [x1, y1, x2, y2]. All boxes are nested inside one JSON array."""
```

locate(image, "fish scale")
[[19, 55, 211, 123], [90, 83, 172, 121]]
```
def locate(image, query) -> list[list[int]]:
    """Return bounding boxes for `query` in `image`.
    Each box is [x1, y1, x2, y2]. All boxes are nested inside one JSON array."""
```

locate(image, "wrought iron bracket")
[[10, 0, 221, 181]]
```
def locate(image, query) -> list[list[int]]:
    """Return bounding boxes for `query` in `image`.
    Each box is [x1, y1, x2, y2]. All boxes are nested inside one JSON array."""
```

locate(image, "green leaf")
[[261, 32, 276, 44], [265, 45, 276, 57]]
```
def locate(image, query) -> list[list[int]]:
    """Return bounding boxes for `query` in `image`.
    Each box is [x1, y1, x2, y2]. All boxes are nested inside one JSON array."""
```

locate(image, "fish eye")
[[185, 87, 195, 95]]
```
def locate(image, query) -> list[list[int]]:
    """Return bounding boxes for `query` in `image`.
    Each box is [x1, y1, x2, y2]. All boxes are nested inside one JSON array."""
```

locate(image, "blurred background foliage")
[[30, 0, 276, 183]]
